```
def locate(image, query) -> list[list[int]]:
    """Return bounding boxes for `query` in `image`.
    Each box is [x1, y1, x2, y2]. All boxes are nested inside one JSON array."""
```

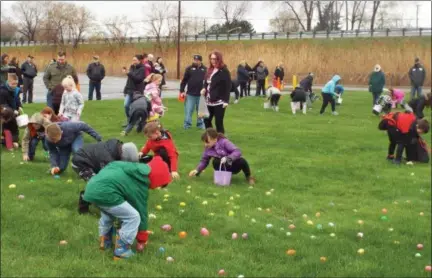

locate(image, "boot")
[[114, 235, 134, 259], [99, 227, 113, 250], [78, 191, 90, 214]]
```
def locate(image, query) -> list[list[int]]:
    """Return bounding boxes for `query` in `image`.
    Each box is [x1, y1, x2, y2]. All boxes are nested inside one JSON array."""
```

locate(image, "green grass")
[[1, 93, 431, 277]]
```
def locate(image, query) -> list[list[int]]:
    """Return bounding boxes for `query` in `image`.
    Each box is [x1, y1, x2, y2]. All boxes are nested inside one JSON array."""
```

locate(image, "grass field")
[[1, 92, 431, 277]]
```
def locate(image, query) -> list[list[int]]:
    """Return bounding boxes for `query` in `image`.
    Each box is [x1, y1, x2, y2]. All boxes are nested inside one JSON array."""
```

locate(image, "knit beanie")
[[148, 156, 172, 189], [121, 142, 139, 162]]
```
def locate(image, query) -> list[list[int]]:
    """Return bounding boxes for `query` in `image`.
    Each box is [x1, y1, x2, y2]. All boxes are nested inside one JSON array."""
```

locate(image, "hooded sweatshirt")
[[196, 137, 242, 173], [144, 82, 164, 116], [129, 91, 149, 117], [322, 75, 341, 96], [21, 113, 51, 154], [83, 159, 171, 231]]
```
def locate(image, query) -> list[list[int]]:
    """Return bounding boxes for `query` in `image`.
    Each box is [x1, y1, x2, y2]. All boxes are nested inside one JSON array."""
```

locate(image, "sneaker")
[[114, 238, 134, 259], [275, 106, 279, 112], [234, 99, 239, 104], [99, 228, 113, 250], [247, 176, 256, 185], [332, 111, 339, 116]]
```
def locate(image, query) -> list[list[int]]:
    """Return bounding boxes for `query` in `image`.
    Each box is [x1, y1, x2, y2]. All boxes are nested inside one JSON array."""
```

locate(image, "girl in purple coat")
[[189, 128, 256, 185]]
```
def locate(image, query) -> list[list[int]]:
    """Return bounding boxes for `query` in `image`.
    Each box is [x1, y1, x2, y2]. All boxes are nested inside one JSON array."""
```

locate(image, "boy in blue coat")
[[320, 75, 341, 115]]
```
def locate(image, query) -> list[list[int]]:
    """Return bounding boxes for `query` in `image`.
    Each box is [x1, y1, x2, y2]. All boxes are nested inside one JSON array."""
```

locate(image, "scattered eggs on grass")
[[286, 249, 296, 256], [357, 248, 365, 255], [9, 184, 16, 189]]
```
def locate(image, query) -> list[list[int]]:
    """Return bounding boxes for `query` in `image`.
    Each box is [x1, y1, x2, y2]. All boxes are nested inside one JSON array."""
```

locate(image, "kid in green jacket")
[[83, 156, 172, 259]]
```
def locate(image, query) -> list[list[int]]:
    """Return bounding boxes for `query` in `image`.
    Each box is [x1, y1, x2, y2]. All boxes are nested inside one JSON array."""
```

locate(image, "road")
[[29, 73, 426, 103]]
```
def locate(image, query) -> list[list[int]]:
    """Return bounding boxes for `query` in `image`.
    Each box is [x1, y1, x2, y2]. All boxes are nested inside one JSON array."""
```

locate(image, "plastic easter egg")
[[54, 175, 60, 179], [317, 224, 323, 230], [307, 220, 313, 225], [228, 211, 235, 216], [315, 212, 321, 218], [156, 205, 162, 210], [200, 228, 210, 236], [18, 195, 25, 199], [149, 213, 156, 219], [357, 232, 364, 239], [218, 269, 226, 276], [161, 224, 172, 231], [302, 214, 308, 219], [388, 228, 394, 232], [265, 191, 271, 196], [417, 244, 423, 250], [415, 253, 422, 258], [9, 184, 16, 189], [286, 249, 296, 256], [265, 208, 271, 212], [381, 208, 387, 214], [357, 248, 365, 255], [320, 256, 327, 262], [229, 196, 234, 201], [425, 265, 431, 272], [257, 207, 262, 211], [232, 233, 238, 239], [289, 224, 296, 230], [242, 233, 248, 239], [328, 222, 335, 227], [419, 212, 424, 216], [166, 256, 174, 262], [179, 202, 186, 207], [178, 231, 187, 239], [266, 224, 273, 229], [330, 233, 336, 237], [286, 232, 292, 236], [251, 218, 256, 223], [357, 220, 364, 225], [158, 247, 165, 253], [164, 194, 169, 198], [380, 216, 388, 221], [59, 240, 68, 245], [202, 200, 208, 205]]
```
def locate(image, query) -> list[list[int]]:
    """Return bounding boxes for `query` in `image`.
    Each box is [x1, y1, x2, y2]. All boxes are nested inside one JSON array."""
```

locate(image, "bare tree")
[[104, 15, 132, 47], [12, 1, 46, 41], [215, 1, 250, 24], [0, 17, 18, 41], [269, 10, 300, 32], [42, 2, 72, 45], [283, 1, 315, 31], [67, 5, 93, 48], [345, 1, 366, 30], [357, 1, 367, 29], [145, 1, 176, 52], [370, 1, 381, 31]]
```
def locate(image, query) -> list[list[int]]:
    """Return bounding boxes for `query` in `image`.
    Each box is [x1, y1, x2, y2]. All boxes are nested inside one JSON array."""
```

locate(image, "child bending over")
[[291, 86, 307, 115], [189, 128, 256, 185], [388, 88, 405, 109], [266, 86, 281, 112], [144, 73, 165, 117], [121, 91, 150, 136]]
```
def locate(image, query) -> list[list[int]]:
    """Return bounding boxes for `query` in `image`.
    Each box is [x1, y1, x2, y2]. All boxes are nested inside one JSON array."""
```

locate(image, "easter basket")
[[214, 162, 232, 187], [263, 101, 271, 109], [337, 97, 343, 105], [16, 114, 29, 128]]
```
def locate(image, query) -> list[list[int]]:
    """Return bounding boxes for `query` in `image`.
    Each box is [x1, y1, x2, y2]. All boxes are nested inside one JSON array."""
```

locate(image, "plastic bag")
[[198, 95, 209, 118]]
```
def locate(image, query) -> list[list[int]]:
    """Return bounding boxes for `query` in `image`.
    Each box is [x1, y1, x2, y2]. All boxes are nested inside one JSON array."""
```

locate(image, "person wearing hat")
[[409, 58, 426, 100], [86, 55, 106, 101], [368, 64, 386, 106], [180, 54, 207, 130], [20, 55, 38, 104], [71, 140, 140, 214], [83, 156, 172, 259]]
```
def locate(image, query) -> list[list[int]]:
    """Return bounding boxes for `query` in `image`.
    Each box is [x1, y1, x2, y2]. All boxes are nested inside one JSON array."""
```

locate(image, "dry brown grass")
[[2, 37, 430, 86]]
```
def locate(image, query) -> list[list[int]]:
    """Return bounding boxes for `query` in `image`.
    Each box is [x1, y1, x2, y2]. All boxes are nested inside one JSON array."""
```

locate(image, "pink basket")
[[213, 163, 232, 186]]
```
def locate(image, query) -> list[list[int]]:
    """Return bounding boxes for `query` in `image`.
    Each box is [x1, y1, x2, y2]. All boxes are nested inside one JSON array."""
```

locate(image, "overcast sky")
[[1, 1, 431, 36]]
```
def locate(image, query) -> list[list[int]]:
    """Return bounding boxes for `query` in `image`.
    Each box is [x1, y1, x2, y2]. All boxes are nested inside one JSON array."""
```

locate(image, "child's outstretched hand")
[[189, 169, 198, 177], [138, 152, 144, 158], [50, 167, 60, 175], [171, 171, 180, 179]]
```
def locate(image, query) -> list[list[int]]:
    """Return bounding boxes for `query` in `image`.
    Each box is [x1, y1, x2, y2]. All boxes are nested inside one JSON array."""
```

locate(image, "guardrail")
[[1, 27, 431, 47]]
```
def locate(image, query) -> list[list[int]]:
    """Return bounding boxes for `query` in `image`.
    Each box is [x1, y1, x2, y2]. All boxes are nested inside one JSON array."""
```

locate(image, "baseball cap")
[[193, 55, 202, 61]]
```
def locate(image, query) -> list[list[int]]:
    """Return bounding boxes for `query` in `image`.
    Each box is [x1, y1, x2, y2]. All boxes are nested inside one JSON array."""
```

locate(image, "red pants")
[[2, 129, 13, 150]]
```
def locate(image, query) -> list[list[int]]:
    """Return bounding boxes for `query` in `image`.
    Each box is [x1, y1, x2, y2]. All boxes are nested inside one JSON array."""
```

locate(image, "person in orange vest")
[[273, 62, 284, 90]]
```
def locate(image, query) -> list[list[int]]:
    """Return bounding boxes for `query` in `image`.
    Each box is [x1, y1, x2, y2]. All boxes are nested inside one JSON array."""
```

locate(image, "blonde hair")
[[144, 121, 163, 136], [239, 60, 246, 67], [278, 62, 283, 67], [61, 75, 76, 89], [144, 73, 163, 84]]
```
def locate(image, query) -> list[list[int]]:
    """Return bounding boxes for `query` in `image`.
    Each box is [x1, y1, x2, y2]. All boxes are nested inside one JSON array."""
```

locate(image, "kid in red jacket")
[[379, 111, 429, 164], [139, 121, 180, 179]]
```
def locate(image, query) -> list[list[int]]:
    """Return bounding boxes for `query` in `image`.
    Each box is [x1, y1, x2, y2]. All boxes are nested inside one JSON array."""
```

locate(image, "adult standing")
[[122, 54, 145, 125], [245, 62, 254, 96], [201, 51, 231, 134], [9, 57, 23, 88], [1, 54, 14, 86], [154, 57, 167, 94], [142, 54, 152, 82], [368, 64, 386, 105], [237, 61, 249, 98], [299, 72, 314, 107], [273, 62, 285, 90], [409, 57, 426, 100], [43, 51, 78, 108], [21, 55, 38, 104], [255, 61, 268, 97], [86, 55, 106, 101], [180, 54, 207, 130], [147, 54, 155, 73]]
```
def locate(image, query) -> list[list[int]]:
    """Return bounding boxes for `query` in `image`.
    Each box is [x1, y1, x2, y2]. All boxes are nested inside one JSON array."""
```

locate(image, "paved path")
[[30, 73, 426, 103]]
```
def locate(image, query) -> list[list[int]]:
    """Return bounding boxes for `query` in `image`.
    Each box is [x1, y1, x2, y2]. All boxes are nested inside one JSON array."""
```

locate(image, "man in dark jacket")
[[123, 54, 145, 124], [45, 121, 102, 174], [245, 63, 254, 96], [237, 63, 249, 98], [121, 91, 150, 135], [255, 61, 269, 97], [71, 139, 139, 214], [20, 55, 38, 104], [180, 54, 207, 130], [409, 58, 426, 100], [86, 55, 105, 101]]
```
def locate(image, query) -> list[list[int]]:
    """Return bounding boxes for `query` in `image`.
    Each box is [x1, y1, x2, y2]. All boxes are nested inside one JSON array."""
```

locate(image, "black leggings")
[[204, 105, 226, 134], [256, 80, 265, 96], [270, 94, 281, 106], [124, 109, 148, 134], [320, 93, 336, 114], [139, 147, 171, 172], [231, 84, 240, 100], [212, 157, 251, 178], [247, 80, 252, 96], [239, 82, 247, 97]]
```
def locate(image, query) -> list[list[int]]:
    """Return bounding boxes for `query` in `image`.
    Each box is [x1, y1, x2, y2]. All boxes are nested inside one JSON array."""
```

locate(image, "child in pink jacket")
[[389, 88, 405, 108], [144, 73, 165, 117]]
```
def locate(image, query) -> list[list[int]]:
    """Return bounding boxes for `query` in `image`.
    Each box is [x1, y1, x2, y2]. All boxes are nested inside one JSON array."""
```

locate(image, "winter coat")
[[204, 66, 232, 104], [71, 139, 122, 174], [83, 161, 151, 231], [141, 129, 178, 172], [180, 64, 207, 96], [335, 85, 345, 95], [58, 90, 84, 121], [237, 65, 249, 83], [43, 62, 78, 90], [9, 62, 23, 86], [291, 87, 307, 102], [274, 67, 285, 81], [144, 83, 164, 116], [21, 113, 51, 154], [21, 61, 38, 79], [129, 91, 150, 118], [408, 97, 427, 119], [299, 75, 314, 92], [391, 89, 405, 103], [322, 75, 341, 96], [86, 62, 106, 82], [196, 137, 242, 172], [124, 63, 145, 95], [52, 84, 65, 107], [154, 62, 166, 86], [0, 83, 20, 109], [266, 86, 281, 98], [409, 63, 426, 87], [255, 66, 268, 81], [0, 63, 14, 85], [368, 71, 386, 93]]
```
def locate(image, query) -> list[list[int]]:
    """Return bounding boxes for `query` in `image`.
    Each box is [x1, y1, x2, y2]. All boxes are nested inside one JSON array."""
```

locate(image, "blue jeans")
[[372, 92, 381, 105], [47, 135, 84, 172], [410, 86, 423, 100], [124, 94, 132, 119], [89, 81, 102, 100], [98, 201, 140, 245], [28, 137, 48, 160], [184, 95, 204, 129], [46, 90, 53, 108]]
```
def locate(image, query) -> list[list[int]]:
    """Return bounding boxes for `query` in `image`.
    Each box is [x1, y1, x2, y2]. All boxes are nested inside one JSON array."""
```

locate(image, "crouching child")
[[121, 91, 150, 136], [83, 156, 172, 259], [266, 86, 281, 112], [22, 113, 51, 161], [71, 140, 140, 214], [290, 86, 307, 114]]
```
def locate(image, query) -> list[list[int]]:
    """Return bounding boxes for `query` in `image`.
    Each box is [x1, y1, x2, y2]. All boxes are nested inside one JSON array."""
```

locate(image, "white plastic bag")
[[264, 102, 271, 109], [198, 95, 209, 118], [337, 97, 343, 104]]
